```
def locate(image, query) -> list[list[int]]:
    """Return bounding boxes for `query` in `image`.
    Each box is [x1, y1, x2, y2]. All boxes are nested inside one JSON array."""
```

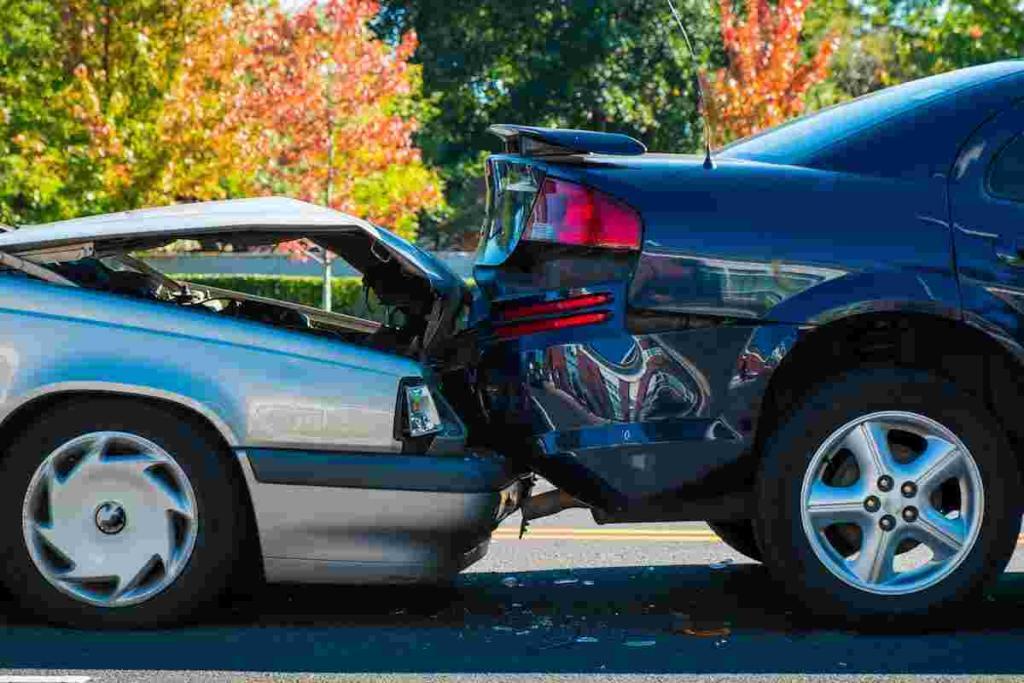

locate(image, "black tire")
[[755, 367, 1022, 621], [0, 397, 251, 628], [707, 519, 762, 562]]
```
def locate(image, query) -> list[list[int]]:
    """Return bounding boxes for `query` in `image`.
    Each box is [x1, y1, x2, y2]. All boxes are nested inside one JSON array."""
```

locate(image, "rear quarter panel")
[[617, 156, 962, 438]]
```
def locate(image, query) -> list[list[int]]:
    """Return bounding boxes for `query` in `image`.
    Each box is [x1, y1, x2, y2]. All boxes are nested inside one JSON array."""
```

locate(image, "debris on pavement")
[[624, 639, 657, 647], [681, 625, 732, 637], [671, 612, 733, 638]]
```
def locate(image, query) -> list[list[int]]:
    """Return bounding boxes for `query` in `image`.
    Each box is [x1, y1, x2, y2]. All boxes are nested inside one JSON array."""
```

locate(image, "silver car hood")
[[2, 197, 469, 356], [5, 197, 394, 252]]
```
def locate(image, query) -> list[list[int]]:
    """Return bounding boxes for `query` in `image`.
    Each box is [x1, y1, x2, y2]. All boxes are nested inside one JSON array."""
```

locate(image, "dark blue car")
[[452, 60, 1024, 619]]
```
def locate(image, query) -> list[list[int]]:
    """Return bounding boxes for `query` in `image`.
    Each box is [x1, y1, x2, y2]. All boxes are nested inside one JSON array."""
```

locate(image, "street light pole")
[[321, 62, 336, 312]]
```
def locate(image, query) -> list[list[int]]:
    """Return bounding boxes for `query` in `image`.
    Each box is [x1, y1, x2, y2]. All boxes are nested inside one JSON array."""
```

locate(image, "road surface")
[[2, 509, 1024, 681]]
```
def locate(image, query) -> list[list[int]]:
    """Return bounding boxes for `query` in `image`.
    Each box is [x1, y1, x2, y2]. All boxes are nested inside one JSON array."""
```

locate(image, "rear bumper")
[[236, 450, 528, 584]]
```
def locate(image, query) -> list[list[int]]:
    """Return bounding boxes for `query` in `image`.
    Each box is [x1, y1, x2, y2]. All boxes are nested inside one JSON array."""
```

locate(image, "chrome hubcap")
[[22, 432, 198, 607], [800, 411, 984, 595]]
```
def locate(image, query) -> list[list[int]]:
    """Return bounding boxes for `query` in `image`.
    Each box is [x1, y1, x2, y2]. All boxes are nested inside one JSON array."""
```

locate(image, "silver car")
[[0, 197, 526, 628]]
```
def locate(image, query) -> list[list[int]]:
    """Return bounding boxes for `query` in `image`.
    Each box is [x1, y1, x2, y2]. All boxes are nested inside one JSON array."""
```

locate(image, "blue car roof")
[[720, 61, 1024, 173]]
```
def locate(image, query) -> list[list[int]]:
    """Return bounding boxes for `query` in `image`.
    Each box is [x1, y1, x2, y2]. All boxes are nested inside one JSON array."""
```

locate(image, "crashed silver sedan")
[[0, 197, 525, 628]]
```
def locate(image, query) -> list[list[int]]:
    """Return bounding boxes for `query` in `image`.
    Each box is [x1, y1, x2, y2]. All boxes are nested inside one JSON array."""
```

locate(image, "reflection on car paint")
[[630, 251, 846, 320], [530, 336, 710, 428]]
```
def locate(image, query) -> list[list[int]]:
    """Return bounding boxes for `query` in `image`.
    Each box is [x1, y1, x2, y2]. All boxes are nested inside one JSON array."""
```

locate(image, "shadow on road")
[[2, 563, 1024, 675]]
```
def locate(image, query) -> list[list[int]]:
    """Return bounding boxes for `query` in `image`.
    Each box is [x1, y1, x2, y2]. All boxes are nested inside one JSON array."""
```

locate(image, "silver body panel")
[[0, 198, 507, 584], [0, 275, 412, 452], [237, 454, 503, 583]]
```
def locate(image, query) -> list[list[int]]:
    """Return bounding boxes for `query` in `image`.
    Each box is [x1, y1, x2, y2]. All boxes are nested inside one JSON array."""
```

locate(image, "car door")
[[950, 100, 1024, 324]]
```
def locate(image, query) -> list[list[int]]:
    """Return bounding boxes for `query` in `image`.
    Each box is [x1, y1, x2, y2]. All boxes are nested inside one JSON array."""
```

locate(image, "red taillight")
[[523, 178, 641, 250], [495, 311, 611, 339], [497, 293, 612, 321]]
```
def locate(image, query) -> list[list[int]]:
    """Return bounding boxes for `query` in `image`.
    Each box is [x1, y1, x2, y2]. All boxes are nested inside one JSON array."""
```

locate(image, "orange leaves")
[[63, 64, 131, 192], [154, 0, 441, 240], [711, 0, 838, 142]]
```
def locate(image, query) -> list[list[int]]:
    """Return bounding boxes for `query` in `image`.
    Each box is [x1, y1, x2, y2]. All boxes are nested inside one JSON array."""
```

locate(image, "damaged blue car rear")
[[453, 60, 1024, 620]]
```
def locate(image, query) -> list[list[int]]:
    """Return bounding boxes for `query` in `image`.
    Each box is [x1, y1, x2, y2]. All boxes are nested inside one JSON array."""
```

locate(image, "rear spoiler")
[[488, 124, 646, 157]]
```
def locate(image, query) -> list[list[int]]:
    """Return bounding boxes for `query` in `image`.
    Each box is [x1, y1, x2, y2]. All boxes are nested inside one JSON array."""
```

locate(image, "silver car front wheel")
[[0, 398, 249, 627], [22, 431, 199, 607]]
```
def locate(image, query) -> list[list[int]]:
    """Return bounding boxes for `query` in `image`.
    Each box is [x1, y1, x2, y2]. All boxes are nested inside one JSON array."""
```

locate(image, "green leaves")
[[0, 0, 442, 241], [173, 274, 386, 319], [378, 0, 719, 247]]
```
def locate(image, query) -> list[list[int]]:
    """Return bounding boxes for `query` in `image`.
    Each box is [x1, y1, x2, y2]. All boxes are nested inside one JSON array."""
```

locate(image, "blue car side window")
[[988, 133, 1024, 203]]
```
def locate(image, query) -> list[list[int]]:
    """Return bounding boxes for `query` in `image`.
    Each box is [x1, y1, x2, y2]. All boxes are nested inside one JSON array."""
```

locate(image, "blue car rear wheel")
[[755, 367, 1021, 621]]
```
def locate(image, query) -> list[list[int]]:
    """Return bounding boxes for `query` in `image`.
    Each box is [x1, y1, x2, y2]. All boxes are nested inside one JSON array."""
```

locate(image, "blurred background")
[[1, 0, 1020, 310]]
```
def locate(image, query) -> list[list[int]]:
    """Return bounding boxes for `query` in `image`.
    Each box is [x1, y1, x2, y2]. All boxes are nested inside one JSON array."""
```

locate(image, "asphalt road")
[[3, 510, 1024, 682]]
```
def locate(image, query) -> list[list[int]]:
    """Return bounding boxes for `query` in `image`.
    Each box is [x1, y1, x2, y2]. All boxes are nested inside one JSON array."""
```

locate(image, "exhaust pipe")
[[517, 488, 587, 537]]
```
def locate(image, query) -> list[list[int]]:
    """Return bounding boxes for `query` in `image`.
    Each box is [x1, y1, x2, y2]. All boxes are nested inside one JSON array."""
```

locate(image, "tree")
[[800, 0, 1023, 106], [0, 0, 228, 224], [0, 0, 72, 224], [883, 0, 1023, 83], [376, 0, 719, 248], [0, 0, 441, 242], [157, 0, 442, 241], [710, 0, 839, 142]]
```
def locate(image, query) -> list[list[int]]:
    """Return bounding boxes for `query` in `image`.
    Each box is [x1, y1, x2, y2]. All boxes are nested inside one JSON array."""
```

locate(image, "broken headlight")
[[401, 381, 442, 438]]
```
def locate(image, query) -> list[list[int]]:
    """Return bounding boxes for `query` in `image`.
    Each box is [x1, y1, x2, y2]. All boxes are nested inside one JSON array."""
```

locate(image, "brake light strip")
[[497, 293, 612, 321], [494, 311, 611, 338]]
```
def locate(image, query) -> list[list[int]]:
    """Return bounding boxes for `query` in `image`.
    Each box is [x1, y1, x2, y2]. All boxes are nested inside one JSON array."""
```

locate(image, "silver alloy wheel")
[[799, 411, 984, 596], [21, 431, 198, 607]]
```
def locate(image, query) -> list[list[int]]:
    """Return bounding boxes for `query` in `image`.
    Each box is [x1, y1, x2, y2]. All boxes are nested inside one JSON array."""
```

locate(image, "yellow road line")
[[492, 529, 1024, 543], [492, 529, 721, 542], [494, 535, 721, 541], [496, 527, 719, 536]]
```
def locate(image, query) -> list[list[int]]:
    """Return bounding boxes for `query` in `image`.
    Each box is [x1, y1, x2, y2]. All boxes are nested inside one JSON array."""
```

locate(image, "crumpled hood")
[[4, 197, 468, 356]]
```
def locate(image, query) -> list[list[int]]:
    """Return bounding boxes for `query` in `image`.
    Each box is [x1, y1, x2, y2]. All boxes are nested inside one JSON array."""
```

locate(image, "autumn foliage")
[[154, 0, 440, 241], [157, 0, 441, 241], [710, 0, 839, 142], [0, 0, 440, 241]]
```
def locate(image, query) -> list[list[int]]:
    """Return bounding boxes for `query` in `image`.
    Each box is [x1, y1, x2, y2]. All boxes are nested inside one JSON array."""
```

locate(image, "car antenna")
[[665, 0, 716, 170]]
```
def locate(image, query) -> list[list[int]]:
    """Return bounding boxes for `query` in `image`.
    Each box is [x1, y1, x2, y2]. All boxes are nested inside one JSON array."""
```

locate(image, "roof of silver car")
[[0, 197, 375, 252]]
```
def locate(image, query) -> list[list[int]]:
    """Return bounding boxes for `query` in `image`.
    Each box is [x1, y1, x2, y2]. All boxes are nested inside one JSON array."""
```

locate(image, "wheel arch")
[[0, 383, 239, 448], [753, 310, 1024, 473]]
